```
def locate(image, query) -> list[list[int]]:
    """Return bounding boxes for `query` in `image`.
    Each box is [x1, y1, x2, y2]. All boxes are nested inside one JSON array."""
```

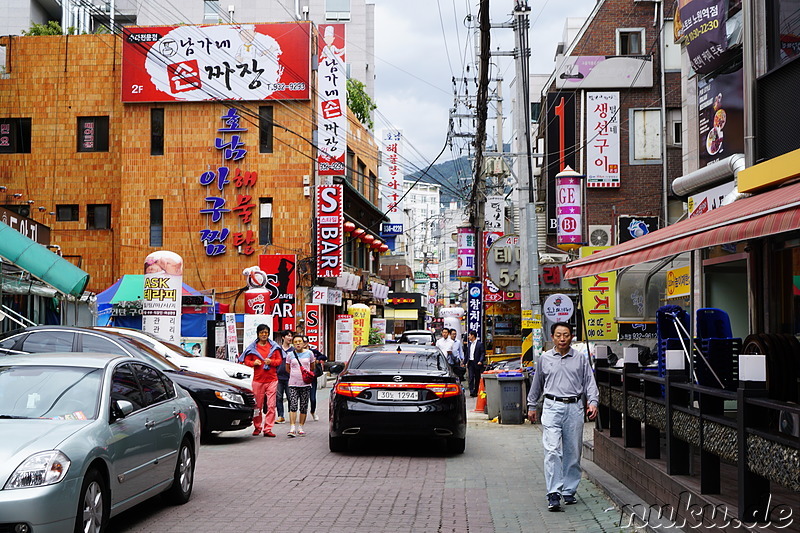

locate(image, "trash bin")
[[498, 372, 526, 424], [482, 373, 501, 419]]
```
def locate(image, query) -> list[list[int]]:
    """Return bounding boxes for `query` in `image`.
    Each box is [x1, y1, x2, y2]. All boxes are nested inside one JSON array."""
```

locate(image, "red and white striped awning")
[[565, 181, 800, 279]]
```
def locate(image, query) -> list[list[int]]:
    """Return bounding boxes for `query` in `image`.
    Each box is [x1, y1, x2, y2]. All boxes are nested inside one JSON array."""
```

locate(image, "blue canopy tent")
[[96, 275, 213, 337]]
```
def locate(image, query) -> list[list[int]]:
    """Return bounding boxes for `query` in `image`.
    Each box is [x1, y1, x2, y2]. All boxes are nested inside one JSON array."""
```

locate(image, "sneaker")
[[297, 427, 306, 436], [312, 413, 319, 421], [563, 494, 577, 505], [263, 431, 276, 438], [252, 429, 261, 436], [287, 430, 296, 438], [547, 493, 561, 511], [275, 417, 285, 424]]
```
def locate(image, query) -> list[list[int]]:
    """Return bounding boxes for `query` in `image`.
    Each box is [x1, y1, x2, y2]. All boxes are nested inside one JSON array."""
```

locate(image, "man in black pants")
[[465, 330, 486, 397]]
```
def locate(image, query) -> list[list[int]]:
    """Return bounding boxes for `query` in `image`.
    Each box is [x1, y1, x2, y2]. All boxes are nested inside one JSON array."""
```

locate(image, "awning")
[[566, 181, 800, 279], [0, 221, 89, 297]]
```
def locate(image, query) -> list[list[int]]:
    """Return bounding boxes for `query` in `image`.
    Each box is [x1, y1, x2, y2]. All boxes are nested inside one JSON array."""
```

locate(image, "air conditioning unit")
[[779, 411, 800, 438], [588, 225, 613, 247]]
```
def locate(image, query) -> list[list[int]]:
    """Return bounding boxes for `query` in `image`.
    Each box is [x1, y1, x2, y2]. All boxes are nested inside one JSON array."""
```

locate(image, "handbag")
[[294, 352, 315, 384], [314, 362, 324, 378]]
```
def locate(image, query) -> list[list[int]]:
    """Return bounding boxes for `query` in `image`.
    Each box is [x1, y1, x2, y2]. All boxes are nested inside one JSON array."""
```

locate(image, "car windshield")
[[0, 365, 101, 420], [351, 350, 446, 371], [400, 334, 433, 345]]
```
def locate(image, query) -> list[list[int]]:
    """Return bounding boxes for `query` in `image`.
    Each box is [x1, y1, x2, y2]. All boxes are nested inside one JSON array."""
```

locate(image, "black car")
[[0, 326, 255, 436], [329, 344, 467, 453]]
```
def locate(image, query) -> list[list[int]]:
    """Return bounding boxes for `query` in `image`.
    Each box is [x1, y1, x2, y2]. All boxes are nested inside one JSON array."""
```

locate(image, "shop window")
[[56, 204, 79, 222], [150, 199, 163, 247], [617, 28, 644, 56], [629, 108, 662, 164], [151, 108, 164, 156], [0, 118, 31, 153], [87, 204, 111, 229], [77, 116, 109, 152], [259, 106, 273, 153], [258, 197, 272, 245]]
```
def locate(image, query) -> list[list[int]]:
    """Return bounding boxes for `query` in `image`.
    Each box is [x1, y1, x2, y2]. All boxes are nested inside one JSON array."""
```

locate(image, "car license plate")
[[377, 390, 418, 401]]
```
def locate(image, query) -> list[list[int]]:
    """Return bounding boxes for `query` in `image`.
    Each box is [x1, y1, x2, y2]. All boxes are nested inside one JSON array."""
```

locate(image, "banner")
[[348, 304, 371, 347], [335, 314, 354, 363], [316, 185, 344, 278], [142, 251, 183, 343], [224, 313, 239, 362], [317, 24, 347, 174], [586, 92, 621, 188], [678, 0, 731, 75], [456, 227, 477, 281], [258, 254, 296, 331], [579, 246, 618, 340], [305, 303, 323, 352], [122, 23, 311, 102], [380, 130, 404, 225], [467, 283, 483, 340], [698, 67, 743, 168]]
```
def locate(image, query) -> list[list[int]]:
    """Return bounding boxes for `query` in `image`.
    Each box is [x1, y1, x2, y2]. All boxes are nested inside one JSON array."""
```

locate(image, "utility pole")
[[513, 0, 543, 364]]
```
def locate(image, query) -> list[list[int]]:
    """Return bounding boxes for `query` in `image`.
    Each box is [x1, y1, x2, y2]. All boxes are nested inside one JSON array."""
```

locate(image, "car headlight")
[[214, 391, 245, 405], [4, 451, 71, 489]]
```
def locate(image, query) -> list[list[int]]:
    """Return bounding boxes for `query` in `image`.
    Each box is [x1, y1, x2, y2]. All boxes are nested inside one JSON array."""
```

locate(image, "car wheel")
[[446, 437, 465, 454], [164, 438, 195, 505], [329, 434, 348, 452], [74, 468, 108, 533]]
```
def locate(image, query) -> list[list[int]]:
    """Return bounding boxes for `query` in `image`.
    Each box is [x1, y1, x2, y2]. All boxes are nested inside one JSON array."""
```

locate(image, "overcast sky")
[[373, 0, 596, 170]]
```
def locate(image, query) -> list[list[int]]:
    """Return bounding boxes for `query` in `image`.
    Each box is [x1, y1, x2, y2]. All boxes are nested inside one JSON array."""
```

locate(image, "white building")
[[399, 180, 441, 291]]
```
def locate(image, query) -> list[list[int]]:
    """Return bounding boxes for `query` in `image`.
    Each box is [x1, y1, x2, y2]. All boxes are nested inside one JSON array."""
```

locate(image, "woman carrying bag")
[[285, 334, 316, 437]]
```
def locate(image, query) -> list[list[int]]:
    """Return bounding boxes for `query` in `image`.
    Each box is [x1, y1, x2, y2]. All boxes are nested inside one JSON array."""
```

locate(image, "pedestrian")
[[285, 334, 316, 437], [238, 323, 282, 438], [304, 335, 327, 422], [436, 327, 454, 363], [526, 322, 598, 512], [274, 329, 293, 424], [449, 328, 466, 381], [465, 330, 486, 397]]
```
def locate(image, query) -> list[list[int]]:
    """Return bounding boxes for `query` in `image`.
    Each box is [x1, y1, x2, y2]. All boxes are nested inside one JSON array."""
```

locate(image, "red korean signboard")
[[317, 24, 347, 175], [305, 303, 323, 352], [316, 185, 343, 278], [258, 254, 297, 332], [121, 23, 311, 102]]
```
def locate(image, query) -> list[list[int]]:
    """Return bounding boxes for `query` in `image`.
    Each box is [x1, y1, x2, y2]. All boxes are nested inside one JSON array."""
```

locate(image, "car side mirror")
[[111, 399, 134, 421], [327, 363, 345, 374]]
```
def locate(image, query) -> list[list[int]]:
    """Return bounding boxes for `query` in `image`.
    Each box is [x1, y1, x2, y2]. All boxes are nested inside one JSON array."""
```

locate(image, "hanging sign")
[[316, 184, 344, 278]]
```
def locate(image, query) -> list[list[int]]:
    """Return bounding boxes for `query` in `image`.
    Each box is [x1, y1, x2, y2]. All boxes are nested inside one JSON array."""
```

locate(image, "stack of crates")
[[694, 308, 740, 391], [656, 305, 691, 379]]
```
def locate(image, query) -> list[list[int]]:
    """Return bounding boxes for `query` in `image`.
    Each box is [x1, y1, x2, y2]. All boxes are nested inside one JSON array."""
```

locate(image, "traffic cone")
[[473, 376, 487, 412]]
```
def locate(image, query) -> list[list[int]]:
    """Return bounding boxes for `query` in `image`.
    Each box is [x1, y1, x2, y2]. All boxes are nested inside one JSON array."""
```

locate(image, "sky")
[[373, 0, 597, 170]]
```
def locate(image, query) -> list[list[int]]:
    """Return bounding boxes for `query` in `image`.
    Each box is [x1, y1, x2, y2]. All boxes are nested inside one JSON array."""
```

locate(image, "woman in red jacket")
[[239, 323, 283, 437]]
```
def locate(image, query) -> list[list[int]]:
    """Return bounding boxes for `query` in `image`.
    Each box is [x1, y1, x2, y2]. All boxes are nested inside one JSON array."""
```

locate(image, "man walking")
[[465, 330, 486, 397], [449, 328, 466, 381], [436, 327, 454, 363], [527, 322, 598, 512]]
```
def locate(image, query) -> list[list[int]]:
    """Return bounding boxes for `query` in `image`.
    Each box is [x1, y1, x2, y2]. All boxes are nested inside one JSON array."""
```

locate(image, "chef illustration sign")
[[543, 293, 575, 325]]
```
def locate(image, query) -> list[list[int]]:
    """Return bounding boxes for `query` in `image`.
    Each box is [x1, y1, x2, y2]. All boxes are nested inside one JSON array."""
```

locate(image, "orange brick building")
[[0, 32, 384, 321]]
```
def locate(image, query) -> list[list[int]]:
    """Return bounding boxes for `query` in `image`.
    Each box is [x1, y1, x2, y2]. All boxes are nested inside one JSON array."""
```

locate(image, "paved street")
[[108, 389, 630, 533]]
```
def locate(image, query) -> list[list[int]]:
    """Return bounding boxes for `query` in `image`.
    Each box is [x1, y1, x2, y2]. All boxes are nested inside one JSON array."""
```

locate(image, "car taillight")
[[425, 383, 461, 398], [334, 382, 371, 397]]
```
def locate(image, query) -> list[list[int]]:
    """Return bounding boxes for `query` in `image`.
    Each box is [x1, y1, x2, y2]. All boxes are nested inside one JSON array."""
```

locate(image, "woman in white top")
[[284, 334, 316, 437]]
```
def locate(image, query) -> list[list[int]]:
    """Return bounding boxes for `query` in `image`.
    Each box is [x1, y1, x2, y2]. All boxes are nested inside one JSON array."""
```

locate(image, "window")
[[667, 108, 682, 146], [151, 108, 164, 156], [369, 172, 378, 204], [629, 108, 662, 163], [259, 106, 273, 153], [617, 29, 644, 56], [326, 0, 351, 20], [111, 364, 145, 412], [204, 0, 221, 23], [0, 118, 31, 153], [135, 364, 172, 405], [77, 116, 109, 152], [345, 151, 355, 185], [150, 199, 163, 247], [767, 0, 800, 69], [449, 269, 457, 282], [530, 102, 541, 123], [81, 334, 128, 356], [259, 198, 273, 245], [56, 204, 79, 222], [357, 160, 366, 195], [87, 204, 111, 229], [21, 331, 75, 352]]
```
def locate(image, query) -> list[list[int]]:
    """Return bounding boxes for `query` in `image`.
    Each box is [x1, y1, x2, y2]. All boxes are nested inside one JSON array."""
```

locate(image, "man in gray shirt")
[[527, 322, 598, 512]]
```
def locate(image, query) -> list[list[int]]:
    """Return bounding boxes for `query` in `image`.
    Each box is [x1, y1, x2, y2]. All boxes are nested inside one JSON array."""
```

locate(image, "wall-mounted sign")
[[556, 168, 584, 250], [305, 303, 323, 352], [456, 227, 477, 281], [259, 254, 296, 331], [467, 283, 483, 340], [546, 92, 577, 234], [698, 67, 743, 168], [554, 55, 654, 89], [316, 185, 343, 278], [543, 293, 575, 324], [122, 23, 311, 102], [579, 246, 618, 341], [482, 231, 503, 303], [618, 216, 660, 244], [484, 196, 504, 231], [312, 286, 343, 306], [317, 24, 347, 175], [485, 234, 520, 293], [380, 130, 404, 226], [666, 265, 691, 299], [586, 92, 621, 188]]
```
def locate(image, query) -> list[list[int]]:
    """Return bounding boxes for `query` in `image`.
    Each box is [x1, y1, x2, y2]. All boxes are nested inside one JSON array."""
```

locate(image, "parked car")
[[97, 327, 253, 386], [329, 344, 466, 453], [397, 329, 436, 346], [0, 326, 255, 436], [0, 353, 200, 533]]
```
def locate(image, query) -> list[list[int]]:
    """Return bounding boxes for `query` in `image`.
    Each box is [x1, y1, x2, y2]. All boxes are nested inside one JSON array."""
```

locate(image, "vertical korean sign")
[[381, 130, 404, 225], [142, 251, 183, 343], [199, 108, 257, 257], [305, 303, 323, 352], [467, 283, 483, 341], [316, 184, 343, 278], [258, 254, 297, 331], [556, 170, 583, 250], [579, 246, 618, 340], [482, 231, 503, 303], [456, 227, 477, 281], [317, 24, 347, 175], [586, 92, 620, 188]]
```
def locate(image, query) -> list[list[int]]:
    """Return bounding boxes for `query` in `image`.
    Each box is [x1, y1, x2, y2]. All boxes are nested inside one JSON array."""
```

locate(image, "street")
[[108, 390, 629, 533]]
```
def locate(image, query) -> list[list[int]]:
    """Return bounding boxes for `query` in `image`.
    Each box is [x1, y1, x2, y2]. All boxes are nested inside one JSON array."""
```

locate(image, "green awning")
[[0, 222, 89, 297]]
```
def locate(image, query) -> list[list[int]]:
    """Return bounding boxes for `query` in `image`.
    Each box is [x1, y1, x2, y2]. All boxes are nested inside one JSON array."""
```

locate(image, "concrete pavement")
[[108, 386, 649, 533]]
